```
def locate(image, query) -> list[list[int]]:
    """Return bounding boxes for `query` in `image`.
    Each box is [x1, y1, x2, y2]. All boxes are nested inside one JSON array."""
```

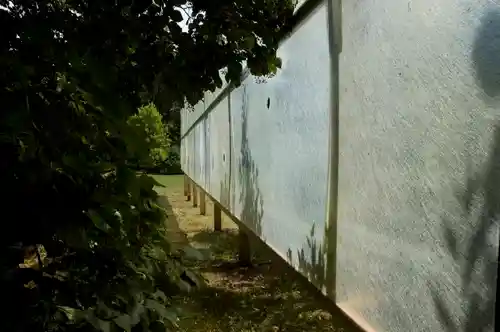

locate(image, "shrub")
[[0, 0, 295, 331], [127, 103, 171, 170]]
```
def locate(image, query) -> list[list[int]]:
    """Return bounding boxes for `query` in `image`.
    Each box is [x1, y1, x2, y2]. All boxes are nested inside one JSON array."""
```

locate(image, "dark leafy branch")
[[0, 0, 295, 331]]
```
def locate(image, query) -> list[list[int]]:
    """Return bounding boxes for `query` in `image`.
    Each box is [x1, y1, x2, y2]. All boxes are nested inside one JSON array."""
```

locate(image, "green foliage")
[[127, 103, 171, 169], [162, 150, 183, 175], [0, 0, 295, 331], [126, 103, 182, 174]]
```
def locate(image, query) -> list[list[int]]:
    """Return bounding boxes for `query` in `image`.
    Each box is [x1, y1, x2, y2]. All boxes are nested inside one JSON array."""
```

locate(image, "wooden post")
[[183, 175, 189, 197], [186, 177, 191, 201], [192, 184, 198, 207], [238, 226, 252, 266], [213, 203, 222, 231], [199, 190, 206, 215]]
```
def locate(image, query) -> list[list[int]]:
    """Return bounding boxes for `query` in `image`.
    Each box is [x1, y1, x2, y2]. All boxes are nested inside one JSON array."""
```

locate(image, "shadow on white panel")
[[338, 1, 499, 331], [228, 2, 332, 294]]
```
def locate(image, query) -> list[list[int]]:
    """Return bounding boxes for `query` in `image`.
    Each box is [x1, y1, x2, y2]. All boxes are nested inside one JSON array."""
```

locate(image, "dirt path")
[[153, 175, 358, 332]]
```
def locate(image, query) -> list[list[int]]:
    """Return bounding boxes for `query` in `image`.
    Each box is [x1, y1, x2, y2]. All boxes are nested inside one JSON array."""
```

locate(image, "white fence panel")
[[337, 0, 499, 331], [180, 0, 499, 331]]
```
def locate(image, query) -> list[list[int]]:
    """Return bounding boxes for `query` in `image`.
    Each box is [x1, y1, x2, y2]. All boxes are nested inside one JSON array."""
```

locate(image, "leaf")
[[58, 306, 76, 321], [114, 314, 132, 332], [144, 299, 169, 318], [88, 209, 112, 233], [171, 10, 183, 22], [183, 269, 206, 287], [145, 300, 179, 328], [86, 311, 111, 332], [176, 279, 192, 293], [140, 173, 163, 189], [0, 0, 296, 330], [98, 320, 111, 332], [181, 246, 205, 260], [244, 34, 256, 50], [164, 310, 179, 327], [152, 290, 167, 303], [275, 56, 283, 69], [130, 302, 145, 326]]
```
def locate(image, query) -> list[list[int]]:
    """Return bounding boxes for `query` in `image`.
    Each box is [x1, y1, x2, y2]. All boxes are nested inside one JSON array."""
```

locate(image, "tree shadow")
[[191, 229, 240, 267], [156, 195, 212, 265], [238, 84, 264, 237], [472, 9, 500, 99], [287, 220, 336, 298], [432, 8, 500, 332], [178, 227, 359, 332], [190, 228, 270, 272], [220, 176, 231, 209], [292, 224, 326, 290], [157, 195, 189, 249], [180, 274, 346, 332], [432, 124, 499, 332]]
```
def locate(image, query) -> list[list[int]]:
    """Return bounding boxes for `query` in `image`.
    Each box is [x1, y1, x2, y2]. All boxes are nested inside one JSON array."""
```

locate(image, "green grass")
[[150, 173, 184, 187], [151, 174, 184, 196]]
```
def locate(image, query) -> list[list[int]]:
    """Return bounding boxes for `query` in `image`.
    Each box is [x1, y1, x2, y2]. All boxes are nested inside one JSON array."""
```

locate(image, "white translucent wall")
[[337, 0, 499, 331], [180, 0, 499, 331], [181, 1, 331, 285], [229, 2, 330, 259]]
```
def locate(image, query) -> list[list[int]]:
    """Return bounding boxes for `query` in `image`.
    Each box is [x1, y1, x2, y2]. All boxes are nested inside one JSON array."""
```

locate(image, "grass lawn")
[[152, 174, 358, 332]]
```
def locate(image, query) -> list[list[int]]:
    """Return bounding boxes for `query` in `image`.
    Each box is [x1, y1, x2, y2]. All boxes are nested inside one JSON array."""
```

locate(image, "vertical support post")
[[199, 190, 206, 215], [238, 226, 251, 266], [192, 184, 198, 207], [184, 175, 189, 197], [323, 0, 342, 301], [186, 177, 191, 201], [213, 203, 222, 231]]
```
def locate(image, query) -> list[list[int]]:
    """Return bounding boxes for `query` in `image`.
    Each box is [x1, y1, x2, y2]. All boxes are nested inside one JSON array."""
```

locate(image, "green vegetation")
[[0, 0, 295, 331], [127, 103, 181, 174]]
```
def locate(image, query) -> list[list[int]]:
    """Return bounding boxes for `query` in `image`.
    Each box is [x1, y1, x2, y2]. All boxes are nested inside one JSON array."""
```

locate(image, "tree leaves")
[[145, 298, 170, 318], [0, 0, 295, 331], [126, 103, 171, 170], [182, 246, 206, 261], [88, 209, 112, 233], [114, 314, 133, 332], [170, 9, 184, 23]]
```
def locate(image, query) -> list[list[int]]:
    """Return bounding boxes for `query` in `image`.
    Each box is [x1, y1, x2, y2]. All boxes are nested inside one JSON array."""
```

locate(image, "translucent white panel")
[[194, 125, 205, 186], [229, 3, 331, 288], [201, 118, 210, 190], [187, 132, 195, 177], [180, 137, 187, 170], [180, 109, 187, 136], [181, 132, 189, 173], [207, 98, 231, 204], [337, 0, 499, 331], [191, 129, 199, 182], [185, 101, 204, 132], [193, 100, 205, 123]]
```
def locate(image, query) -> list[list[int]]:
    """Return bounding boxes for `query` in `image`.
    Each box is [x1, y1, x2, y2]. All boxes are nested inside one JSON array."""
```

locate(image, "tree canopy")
[[127, 103, 171, 169], [0, 0, 295, 331]]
